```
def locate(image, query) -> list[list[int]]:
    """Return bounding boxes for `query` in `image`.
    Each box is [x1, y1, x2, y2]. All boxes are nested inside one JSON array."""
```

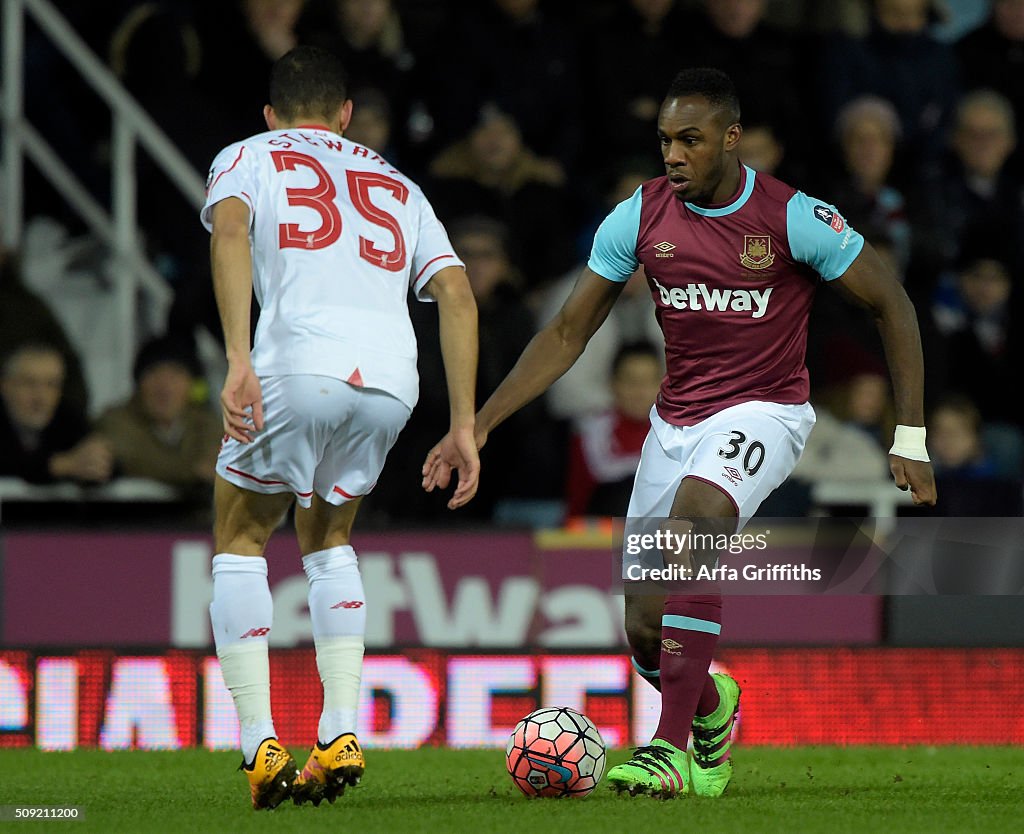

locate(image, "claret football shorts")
[[626, 400, 816, 530], [217, 374, 412, 508]]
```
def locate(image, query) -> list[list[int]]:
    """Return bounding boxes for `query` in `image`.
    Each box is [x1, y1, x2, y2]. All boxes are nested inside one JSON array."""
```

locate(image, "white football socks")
[[303, 546, 366, 745], [209, 553, 276, 764]]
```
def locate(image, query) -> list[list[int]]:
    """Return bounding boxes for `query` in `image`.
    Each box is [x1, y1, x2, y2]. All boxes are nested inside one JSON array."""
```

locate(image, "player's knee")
[[215, 517, 275, 555], [294, 498, 359, 555], [297, 529, 352, 555], [665, 515, 734, 571], [624, 607, 661, 662]]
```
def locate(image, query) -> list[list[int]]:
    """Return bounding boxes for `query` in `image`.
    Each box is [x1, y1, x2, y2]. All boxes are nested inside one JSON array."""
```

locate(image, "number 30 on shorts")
[[717, 430, 765, 476]]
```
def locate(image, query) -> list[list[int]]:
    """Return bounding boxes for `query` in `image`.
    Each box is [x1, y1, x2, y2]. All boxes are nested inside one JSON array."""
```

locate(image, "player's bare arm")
[[423, 264, 481, 510], [476, 267, 624, 439], [422, 267, 624, 500], [210, 196, 262, 444], [829, 242, 937, 506]]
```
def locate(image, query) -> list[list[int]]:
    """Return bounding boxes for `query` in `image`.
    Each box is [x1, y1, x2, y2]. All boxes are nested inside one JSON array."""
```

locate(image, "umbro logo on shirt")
[[653, 241, 676, 258]]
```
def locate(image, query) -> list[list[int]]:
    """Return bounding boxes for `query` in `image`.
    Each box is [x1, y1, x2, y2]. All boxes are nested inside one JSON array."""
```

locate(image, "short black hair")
[[1, 341, 65, 378], [665, 68, 741, 124], [269, 46, 349, 122], [612, 341, 661, 377], [132, 336, 201, 383]]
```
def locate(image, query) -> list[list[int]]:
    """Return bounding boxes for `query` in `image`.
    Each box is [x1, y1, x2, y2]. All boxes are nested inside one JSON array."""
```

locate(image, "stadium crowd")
[[3, 0, 1024, 524]]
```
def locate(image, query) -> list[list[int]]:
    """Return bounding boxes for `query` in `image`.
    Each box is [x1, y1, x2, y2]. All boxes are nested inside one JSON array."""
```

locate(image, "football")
[[505, 707, 607, 798]]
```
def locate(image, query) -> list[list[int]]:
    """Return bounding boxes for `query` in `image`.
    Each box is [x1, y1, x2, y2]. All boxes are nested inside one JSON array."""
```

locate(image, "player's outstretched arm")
[[829, 243, 937, 506], [422, 267, 625, 501], [423, 265, 480, 510], [211, 197, 262, 444]]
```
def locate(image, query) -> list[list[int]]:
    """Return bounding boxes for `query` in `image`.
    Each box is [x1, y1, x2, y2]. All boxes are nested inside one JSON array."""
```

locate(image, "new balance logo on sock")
[[240, 627, 271, 638], [330, 600, 364, 609], [662, 638, 684, 655]]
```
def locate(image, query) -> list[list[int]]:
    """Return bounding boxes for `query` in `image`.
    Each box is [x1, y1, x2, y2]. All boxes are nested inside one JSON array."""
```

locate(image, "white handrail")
[[1, 0, 25, 247], [1, 0, 212, 408], [20, 0, 206, 208], [15, 119, 171, 304]]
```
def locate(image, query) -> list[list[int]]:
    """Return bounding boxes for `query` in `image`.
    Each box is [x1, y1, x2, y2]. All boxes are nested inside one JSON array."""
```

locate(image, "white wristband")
[[889, 425, 930, 462]]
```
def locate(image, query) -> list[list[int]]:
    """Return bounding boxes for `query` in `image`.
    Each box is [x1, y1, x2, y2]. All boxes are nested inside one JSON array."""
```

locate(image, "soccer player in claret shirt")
[[201, 46, 479, 809], [425, 68, 937, 797]]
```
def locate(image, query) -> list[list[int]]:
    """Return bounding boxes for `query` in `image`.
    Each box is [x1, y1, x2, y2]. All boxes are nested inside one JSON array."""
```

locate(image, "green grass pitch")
[[1, 747, 1022, 833]]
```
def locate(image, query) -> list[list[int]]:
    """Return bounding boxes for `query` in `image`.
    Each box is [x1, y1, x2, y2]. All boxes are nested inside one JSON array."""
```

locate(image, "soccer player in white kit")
[[200, 46, 479, 809]]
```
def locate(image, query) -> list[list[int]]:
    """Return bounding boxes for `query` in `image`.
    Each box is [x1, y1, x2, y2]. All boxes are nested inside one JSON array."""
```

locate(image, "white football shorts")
[[217, 375, 411, 508], [626, 400, 816, 529]]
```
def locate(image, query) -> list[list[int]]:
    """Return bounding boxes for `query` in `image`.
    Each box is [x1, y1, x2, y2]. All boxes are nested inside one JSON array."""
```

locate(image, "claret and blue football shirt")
[[588, 163, 864, 426]]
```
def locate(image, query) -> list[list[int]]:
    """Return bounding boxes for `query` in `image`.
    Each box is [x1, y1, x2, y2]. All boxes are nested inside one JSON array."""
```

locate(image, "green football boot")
[[607, 738, 688, 797], [689, 672, 741, 797]]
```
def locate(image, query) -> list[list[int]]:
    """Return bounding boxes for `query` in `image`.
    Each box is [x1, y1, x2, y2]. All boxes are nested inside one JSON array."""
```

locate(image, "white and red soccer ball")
[[506, 707, 607, 798]]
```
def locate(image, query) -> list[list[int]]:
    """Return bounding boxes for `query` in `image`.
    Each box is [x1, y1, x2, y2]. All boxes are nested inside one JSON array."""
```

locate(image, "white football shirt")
[[200, 127, 463, 410]]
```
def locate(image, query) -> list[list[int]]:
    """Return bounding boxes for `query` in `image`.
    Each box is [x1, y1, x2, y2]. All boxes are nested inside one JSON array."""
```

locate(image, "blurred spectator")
[[426, 105, 576, 286], [376, 216, 561, 522], [429, 0, 580, 175], [542, 163, 665, 421], [687, 0, 812, 173], [925, 393, 1024, 516], [768, 338, 896, 516], [109, 2, 234, 330], [95, 337, 221, 498], [195, 0, 305, 138], [0, 343, 113, 485], [0, 246, 88, 415], [296, 0, 416, 157], [540, 264, 664, 422], [574, 158, 663, 264], [916, 89, 1023, 269], [130, 0, 305, 352], [345, 86, 396, 158], [928, 394, 1003, 478], [446, 217, 561, 517], [931, 227, 1024, 430], [931, 0, 993, 42], [565, 341, 661, 518], [956, 0, 1024, 134], [456, 218, 543, 401], [587, 0, 687, 168], [819, 0, 959, 177], [791, 406, 890, 483], [827, 96, 912, 270], [806, 225, 909, 406], [817, 343, 896, 452], [21, 3, 126, 228], [737, 119, 786, 177]]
